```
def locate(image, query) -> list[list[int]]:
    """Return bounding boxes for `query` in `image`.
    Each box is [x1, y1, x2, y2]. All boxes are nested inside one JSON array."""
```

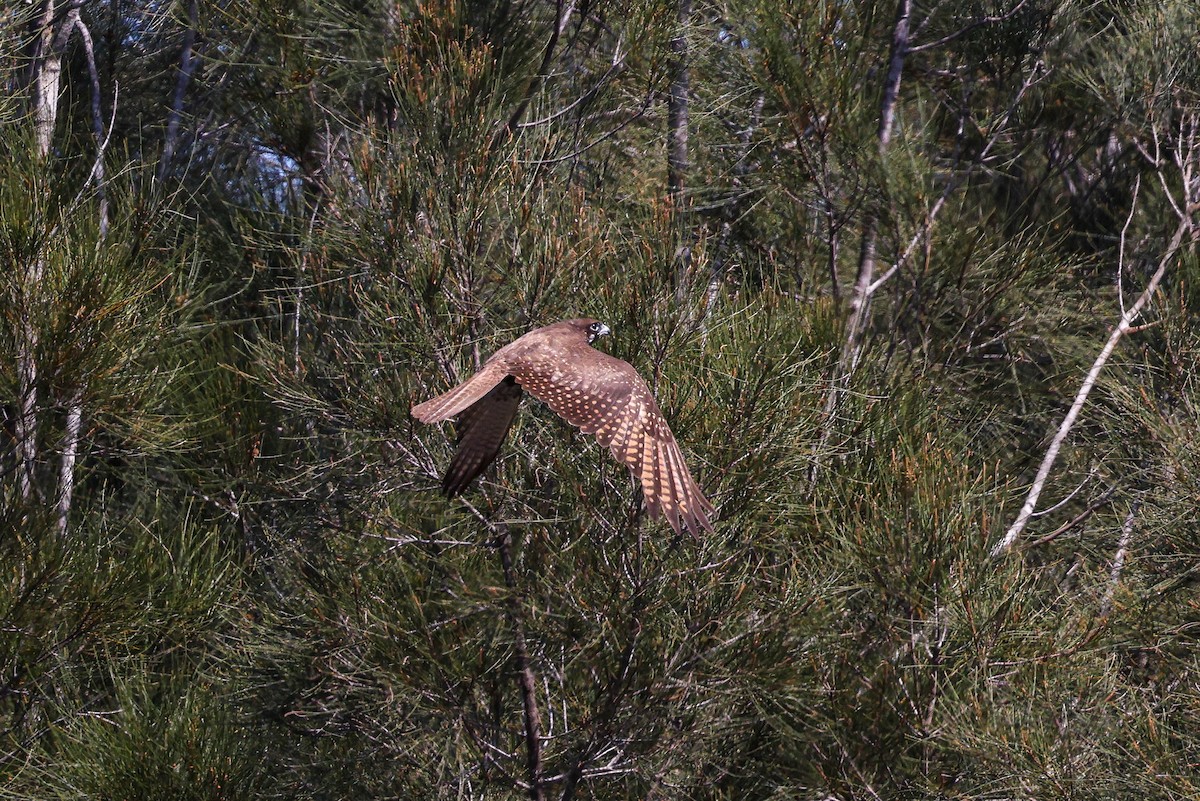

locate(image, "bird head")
[[581, 319, 611, 344]]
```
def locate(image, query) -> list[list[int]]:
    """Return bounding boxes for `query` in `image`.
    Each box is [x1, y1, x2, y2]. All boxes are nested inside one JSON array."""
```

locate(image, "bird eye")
[[589, 322, 600, 331]]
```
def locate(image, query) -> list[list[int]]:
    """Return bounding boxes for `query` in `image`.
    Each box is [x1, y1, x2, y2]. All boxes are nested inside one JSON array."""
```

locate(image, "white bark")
[[17, 0, 75, 499], [992, 218, 1191, 557], [73, 15, 108, 236], [55, 390, 84, 537], [22, 0, 99, 532], [1099, 503, 1138, 617], [16, 305, 39, 501]]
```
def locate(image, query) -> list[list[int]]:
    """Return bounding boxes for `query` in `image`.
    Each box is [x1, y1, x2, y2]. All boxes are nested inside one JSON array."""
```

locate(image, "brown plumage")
[[411, 318, 715, 536]]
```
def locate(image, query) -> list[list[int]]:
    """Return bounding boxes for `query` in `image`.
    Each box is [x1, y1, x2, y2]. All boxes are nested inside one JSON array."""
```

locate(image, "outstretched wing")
[[411, 362, 510, 424], [507, 354, 714, 537], [441, 376, 523, 496]]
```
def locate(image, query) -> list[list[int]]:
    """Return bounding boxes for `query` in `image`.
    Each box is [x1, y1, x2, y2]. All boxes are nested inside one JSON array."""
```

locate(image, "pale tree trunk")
[[810, 0, 910, 485], [30, 1, 76, 158], [15, 310, 39, 502], [844, 0, 909, 366], [55, 390, 84, 536], [17, 0, 75, 500], [74, 13, 107, 235], [666, 0, 690, 201], [1099, 502, 1139, 617], [54, 8, 111, 535], [22, 0, 104, 536], [668, 0, 691, 295], [807, 0, 1043, 490]]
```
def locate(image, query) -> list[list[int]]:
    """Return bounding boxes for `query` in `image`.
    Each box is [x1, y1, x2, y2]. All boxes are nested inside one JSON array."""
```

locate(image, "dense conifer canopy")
[[2, 0, 1199, 798]]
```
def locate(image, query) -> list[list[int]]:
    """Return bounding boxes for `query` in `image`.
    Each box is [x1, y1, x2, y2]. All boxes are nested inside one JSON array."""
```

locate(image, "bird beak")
[[589, 323, 611, 343]]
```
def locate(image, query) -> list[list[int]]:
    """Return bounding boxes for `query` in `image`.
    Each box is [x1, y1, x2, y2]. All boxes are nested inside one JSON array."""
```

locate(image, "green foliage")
[[2, 0, 1200, 798]]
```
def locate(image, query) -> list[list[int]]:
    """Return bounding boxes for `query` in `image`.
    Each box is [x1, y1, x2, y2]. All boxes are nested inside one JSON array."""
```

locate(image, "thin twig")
[[504, 0, 577, 135], [1023, 484, 1117, 550], [1117, 174, 1141, 314], [908, 0, 1033, 53], [72, 15, 107, 235], [1030, 466, 1096, 518]]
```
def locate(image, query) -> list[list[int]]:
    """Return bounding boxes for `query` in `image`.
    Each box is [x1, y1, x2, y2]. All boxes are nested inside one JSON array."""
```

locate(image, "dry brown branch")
[[1023, 484, 1118, 550], [496, 523, 546, 801]]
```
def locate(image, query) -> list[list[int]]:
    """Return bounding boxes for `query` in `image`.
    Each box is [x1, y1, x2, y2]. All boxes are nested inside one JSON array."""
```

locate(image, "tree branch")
[[809, 0, 910, 486], [1023, 484, 1117, 550], [72, 15, 107, 235], [505, 0, 577, 135], [1099, 502, 1138, 618], [992, 216, 1191, 557], [908, 0, 1033, 53], [496, 523, 546, 801], [159, 0, 200, 184]]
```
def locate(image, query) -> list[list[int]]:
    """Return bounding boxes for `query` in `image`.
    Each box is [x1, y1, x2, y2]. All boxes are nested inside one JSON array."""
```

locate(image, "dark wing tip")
[[441, 445, 500, 496], [441, 460, 477, 497]]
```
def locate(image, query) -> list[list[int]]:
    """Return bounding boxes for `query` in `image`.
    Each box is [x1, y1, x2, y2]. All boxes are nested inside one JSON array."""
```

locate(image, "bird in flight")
[[412, 318, 714, 536]]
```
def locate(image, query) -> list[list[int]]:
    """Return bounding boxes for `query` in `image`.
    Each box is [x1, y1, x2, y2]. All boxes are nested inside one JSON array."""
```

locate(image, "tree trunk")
[[666, 0, 690, 202], [497, 526, 545, 801], [811, 0, 910, 485], [668, 0, 692, 297], [55, 390, 84, 537], [159, 0, 200, 184], [17, 0, 76, 500], [841, 0, 910, 372]]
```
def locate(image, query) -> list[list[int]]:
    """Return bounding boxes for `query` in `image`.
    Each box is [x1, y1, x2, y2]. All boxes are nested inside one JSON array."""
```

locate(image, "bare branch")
[[1099, 502, 1139, 618], [515, 91, 654, 167], [1024, 484, 1118, 550], [505, 0, 577, 135], [1030, 466, 1097, 518], [809, 0, 910, 487], [72, 15, 108, 236], [992, 216, 1191, 557], [1117, 174, 1141, 314], [908, 0, 1034, 54], [515, 58, 625, 130]]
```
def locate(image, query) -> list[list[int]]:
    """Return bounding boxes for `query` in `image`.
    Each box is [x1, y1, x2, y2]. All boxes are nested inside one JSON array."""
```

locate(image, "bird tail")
[[411, 367, 506, 423]]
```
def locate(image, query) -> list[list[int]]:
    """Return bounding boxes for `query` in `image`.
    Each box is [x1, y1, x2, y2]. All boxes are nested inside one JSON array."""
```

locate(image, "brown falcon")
[[411, 318, 714, 536]]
